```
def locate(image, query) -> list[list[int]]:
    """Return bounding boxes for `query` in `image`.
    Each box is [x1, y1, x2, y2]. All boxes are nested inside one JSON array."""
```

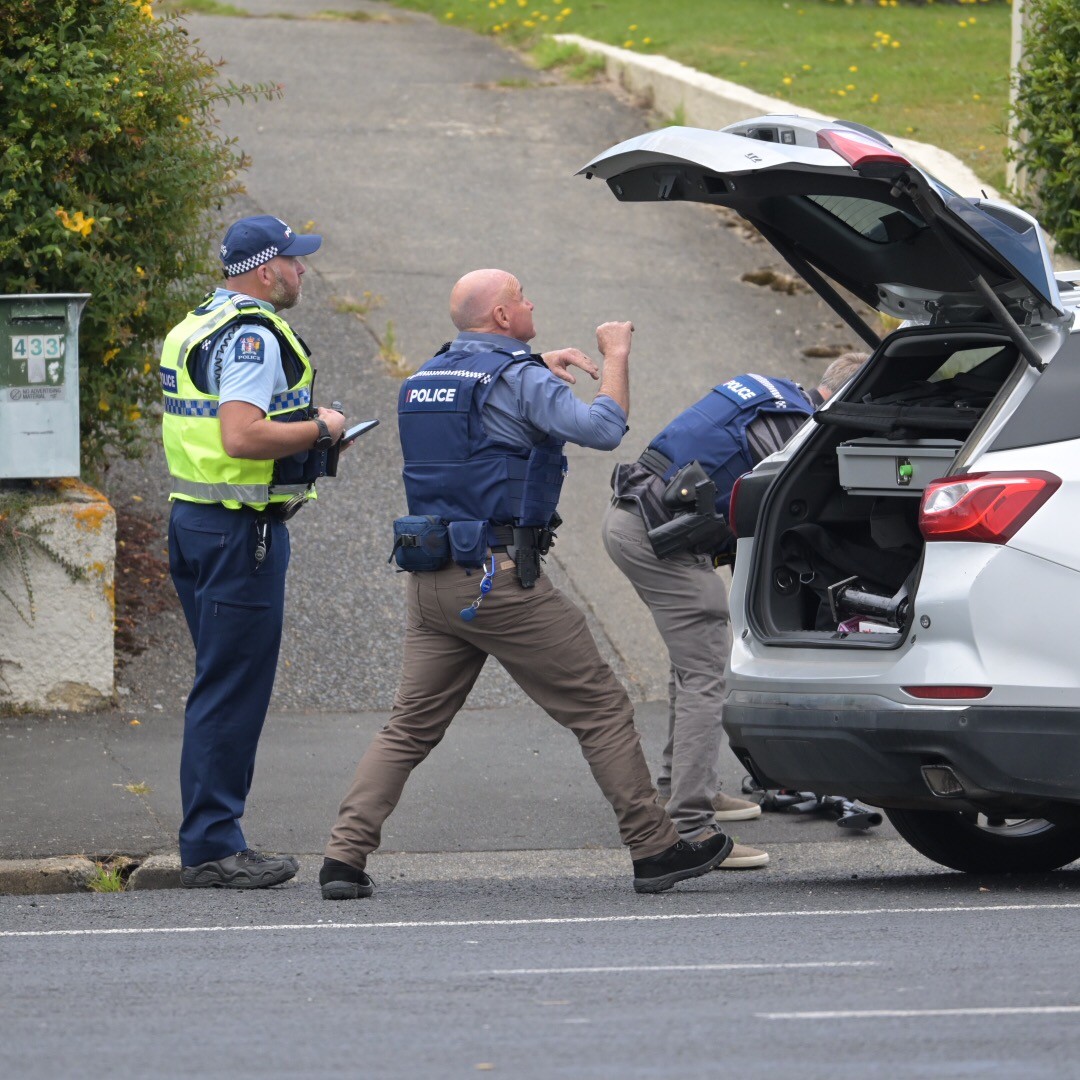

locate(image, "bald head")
[[450, 269, 519, 332]]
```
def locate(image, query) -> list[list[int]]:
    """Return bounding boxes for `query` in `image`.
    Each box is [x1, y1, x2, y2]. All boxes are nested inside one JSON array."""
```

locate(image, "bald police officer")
[[320, 269, 734, 899]]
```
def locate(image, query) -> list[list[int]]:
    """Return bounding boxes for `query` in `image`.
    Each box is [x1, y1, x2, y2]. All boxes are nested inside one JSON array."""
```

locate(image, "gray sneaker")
[[180, 849, 298, 889]]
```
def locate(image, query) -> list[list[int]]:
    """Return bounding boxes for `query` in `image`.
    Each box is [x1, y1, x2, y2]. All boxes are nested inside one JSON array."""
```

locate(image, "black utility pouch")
[[447, 520, 488, 569], [390, 515, 450, 572]]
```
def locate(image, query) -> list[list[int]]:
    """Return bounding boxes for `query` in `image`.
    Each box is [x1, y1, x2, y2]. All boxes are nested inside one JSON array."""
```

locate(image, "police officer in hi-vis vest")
[[320, 268, 735, 901], [161, 215, 348, 889], [602, 355, 866, 859]]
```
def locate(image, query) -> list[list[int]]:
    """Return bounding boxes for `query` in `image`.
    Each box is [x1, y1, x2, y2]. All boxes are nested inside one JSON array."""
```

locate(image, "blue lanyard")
[[459, 554, 497, 622]]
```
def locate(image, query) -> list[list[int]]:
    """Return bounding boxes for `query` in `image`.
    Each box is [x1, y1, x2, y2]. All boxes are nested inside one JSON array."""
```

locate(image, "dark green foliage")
[[0, 1, 279, 476], [1010, 0, 1080, 260]]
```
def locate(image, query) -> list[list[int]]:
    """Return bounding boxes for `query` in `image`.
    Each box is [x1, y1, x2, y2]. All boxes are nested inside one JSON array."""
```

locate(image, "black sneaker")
[[320, 857, 375, 900], [632, 831, 733, 894], [180, 849, 298, 889]]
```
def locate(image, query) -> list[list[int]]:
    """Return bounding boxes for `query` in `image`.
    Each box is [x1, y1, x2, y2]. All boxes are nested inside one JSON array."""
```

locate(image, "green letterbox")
[[0, 293, 90, 479]]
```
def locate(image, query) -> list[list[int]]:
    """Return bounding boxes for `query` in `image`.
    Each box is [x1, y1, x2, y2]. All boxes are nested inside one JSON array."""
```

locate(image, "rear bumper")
[[723, 694, 1080, 811]]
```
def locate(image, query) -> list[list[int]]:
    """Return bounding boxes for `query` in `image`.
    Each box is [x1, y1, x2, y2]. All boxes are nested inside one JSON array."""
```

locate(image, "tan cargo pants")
[[325, 558, 680, 868]]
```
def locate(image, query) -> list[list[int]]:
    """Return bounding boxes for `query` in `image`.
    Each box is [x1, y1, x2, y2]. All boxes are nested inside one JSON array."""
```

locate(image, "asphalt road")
[[4, 874, 1080, 1079]]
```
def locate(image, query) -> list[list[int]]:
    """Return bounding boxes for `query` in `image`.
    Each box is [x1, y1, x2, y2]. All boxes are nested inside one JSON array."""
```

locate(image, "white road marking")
[[760, 1005, 1080, 1021], [481, 961, 876, 975], [2, 901, 1079, 939]]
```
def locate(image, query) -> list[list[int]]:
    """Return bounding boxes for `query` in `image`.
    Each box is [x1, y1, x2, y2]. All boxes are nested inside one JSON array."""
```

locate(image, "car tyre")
[[885, 808, 1080, 874]]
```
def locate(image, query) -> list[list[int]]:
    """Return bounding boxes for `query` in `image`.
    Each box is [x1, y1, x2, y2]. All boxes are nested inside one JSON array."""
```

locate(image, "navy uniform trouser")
[[168, 500, 290, 866]]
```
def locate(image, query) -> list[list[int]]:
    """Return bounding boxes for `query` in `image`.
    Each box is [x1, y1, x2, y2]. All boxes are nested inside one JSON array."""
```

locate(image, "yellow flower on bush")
[[127, 407, 142, 422], [177, 115, 191, 126], [98, 399, 110, 413], [102, 347, 120, 365], [56, 208, 95, 237]]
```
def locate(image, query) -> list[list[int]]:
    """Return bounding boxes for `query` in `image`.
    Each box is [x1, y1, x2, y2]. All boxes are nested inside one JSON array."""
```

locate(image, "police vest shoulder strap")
[[637, 446, 673, 476]]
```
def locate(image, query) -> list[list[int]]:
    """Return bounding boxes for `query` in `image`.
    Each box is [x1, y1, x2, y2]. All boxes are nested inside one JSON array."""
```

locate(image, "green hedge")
[[1010, 0, 1080, 260], [0, 0, 276, 476]]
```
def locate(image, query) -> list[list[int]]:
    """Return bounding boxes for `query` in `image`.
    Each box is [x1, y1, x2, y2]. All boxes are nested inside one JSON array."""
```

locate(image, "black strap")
[[637, 446, 673, 476]]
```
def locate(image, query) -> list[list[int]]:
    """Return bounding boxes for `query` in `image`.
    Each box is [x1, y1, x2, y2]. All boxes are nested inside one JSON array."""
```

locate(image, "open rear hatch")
[[580, 115, 1071, 646], [580, 115, 1065, 360]]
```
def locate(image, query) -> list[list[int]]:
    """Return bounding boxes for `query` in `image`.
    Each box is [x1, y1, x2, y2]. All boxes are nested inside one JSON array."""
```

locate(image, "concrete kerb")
[[553, 34, 998, 200], [0, 856, 98, 895]]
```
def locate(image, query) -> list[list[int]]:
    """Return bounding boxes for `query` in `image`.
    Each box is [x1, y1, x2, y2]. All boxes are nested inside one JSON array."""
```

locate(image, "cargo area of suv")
[[745, 329, 1023, 644]]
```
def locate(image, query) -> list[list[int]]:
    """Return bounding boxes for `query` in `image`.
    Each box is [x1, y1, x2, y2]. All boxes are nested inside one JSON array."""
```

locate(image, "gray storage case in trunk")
[[836, 438, 962, 497]]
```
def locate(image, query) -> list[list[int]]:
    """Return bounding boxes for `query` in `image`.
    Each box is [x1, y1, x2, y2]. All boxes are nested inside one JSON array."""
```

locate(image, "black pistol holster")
[[645, 462, 734, 560], [499, 512, 561, 588]]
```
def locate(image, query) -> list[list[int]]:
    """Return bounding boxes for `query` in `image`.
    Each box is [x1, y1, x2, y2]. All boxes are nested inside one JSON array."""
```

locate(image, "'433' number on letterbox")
[[11, 335, 65, 384]]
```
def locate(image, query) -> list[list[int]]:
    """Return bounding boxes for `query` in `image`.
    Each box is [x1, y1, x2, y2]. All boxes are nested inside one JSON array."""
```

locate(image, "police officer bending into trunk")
[[321, 268, 734, 899], [602, 355, 866, 859], [162, 215, 349, 889]]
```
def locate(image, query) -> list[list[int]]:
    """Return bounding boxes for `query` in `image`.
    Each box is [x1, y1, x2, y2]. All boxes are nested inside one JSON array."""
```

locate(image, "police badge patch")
[[233, 332, 265, 364]]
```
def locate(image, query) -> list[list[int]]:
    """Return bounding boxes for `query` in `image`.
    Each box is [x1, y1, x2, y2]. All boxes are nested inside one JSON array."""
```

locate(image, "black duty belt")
[[490, 524, 516, 550], [490, 524, 550, 553], [637, 446, 673, 476]]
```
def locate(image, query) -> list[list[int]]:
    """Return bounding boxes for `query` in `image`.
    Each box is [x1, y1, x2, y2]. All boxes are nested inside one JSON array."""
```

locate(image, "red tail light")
[[903, 685, 991, 700], [920, 471, 1060, 544], [817, 129, 911, 170]]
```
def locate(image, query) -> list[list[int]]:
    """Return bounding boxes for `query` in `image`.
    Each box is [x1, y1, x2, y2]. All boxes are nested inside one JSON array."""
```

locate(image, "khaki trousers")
[[326, 559, 680, 868], [601, 501, 730, 838]]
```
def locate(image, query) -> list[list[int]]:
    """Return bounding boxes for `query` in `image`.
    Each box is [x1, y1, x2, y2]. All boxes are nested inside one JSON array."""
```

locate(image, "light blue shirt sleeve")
[[215, 324, 288, 413], [483, 362, 628, 451]]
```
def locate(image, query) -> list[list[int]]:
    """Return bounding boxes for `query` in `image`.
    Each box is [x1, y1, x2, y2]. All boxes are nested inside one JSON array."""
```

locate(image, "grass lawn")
[[386, 0, 1014, 192]]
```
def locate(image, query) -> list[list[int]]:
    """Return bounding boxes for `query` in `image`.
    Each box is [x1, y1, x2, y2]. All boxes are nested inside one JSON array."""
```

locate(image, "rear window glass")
[[806, 195, 924, 244], [929, 346, 1008, 382]]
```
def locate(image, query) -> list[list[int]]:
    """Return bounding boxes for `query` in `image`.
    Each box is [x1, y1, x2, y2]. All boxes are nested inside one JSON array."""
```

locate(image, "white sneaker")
[[712, 791, 763, 821]]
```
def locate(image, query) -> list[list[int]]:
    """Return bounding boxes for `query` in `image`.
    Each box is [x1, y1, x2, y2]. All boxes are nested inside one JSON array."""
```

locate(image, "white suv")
[[582, 114, 1080, 874]]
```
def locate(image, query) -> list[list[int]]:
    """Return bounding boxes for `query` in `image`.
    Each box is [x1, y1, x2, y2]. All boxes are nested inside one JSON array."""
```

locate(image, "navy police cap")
[[220, 215, 322, 277]]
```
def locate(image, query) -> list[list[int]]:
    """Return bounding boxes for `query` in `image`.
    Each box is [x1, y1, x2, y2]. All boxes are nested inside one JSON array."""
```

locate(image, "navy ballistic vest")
[[649, 373, 812, 515], [398, 346, 567, 534]]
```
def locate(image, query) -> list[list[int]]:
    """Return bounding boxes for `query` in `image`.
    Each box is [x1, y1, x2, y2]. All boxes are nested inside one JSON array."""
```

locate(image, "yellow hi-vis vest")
[[160, 295, 316, 510]]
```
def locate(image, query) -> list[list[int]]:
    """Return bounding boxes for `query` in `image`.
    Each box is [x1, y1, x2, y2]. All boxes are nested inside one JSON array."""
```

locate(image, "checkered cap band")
[[223, 244, 279, 277]]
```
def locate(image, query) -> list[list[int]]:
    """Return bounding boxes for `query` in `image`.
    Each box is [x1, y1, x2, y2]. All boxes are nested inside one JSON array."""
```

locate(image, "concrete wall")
[[0, 480, 114, 710]]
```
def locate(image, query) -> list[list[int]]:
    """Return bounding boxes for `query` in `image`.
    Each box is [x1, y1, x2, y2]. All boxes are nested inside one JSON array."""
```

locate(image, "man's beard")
[[268, 268, 301, 310]]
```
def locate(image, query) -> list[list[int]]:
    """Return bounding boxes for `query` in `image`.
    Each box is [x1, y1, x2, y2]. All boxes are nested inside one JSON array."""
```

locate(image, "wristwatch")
[[312, 416, 333, 451]]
